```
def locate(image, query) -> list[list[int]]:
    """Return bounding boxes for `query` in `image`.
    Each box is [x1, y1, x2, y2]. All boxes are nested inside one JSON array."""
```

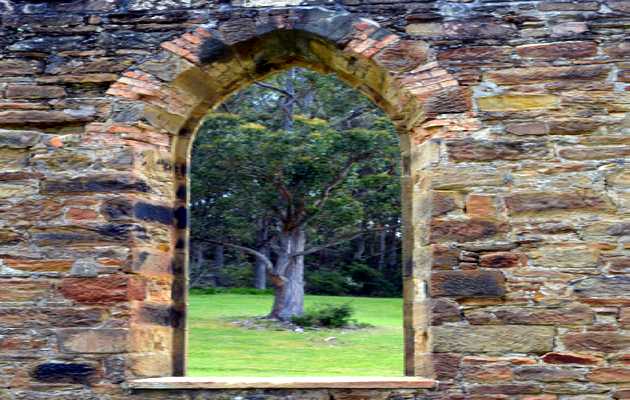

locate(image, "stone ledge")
[[128, 377, 436, 390]]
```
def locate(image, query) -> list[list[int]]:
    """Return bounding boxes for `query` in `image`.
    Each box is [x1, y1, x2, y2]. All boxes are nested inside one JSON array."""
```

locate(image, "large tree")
[[190, 68, 399, 320]]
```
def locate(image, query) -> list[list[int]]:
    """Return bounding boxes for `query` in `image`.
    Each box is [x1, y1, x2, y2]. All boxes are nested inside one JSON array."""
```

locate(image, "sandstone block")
[[559, 145, 630, 160], [562, 331, 630, 353], [516, 41, 597, 59], [446, 139, 550, 161], [0, 307, 104, 328], [432, 325, 555, 353], [0, 279, 51, 302], [432, 191, 463, 216], [514, 366, 583, 382], [437, 46, 512, 64], [505, 121, 549, 136], [430, 270, 506, 297], [542, 352, 604, 365], [485, 65, 608, 85], [0, 59, 42, 76], [466, 195, 499, 219], [572, 276, 630, 301], [588, 367, 630, 383], [60, 275, 146, 304], [477, 94, 559, 111], [528, 244, 599, 270], [430, 218, 507, 243], [0, 129, 42, 148], [505, 192, 610, 214], [465, 305, 594, 325], [431, 298, 462, 325], [58, 328, 128, 353], [5, 84, 66, 99], [479, 252, 527, 269], [467, 383, 542, 395]]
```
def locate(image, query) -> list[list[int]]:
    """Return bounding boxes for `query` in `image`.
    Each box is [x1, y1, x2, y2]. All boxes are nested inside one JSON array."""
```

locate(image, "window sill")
[[128, 376, 436, 390]]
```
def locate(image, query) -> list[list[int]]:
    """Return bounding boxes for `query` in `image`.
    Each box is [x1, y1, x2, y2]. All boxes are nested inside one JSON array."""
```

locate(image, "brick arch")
[[103, 7, 472, 379]]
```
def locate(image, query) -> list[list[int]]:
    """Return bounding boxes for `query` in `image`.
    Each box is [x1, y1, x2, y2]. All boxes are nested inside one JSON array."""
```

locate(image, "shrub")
[[291, 303, 354, 328]]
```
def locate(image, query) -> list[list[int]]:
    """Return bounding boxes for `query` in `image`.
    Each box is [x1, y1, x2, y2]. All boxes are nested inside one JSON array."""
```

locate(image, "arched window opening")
[[187, 67, 403, 376]]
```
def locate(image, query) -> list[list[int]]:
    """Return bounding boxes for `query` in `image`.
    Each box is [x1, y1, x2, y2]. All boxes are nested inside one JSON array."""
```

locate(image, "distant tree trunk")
[[254, 218, 270, 289], [378, 228, 386, 271], [353, 232, 366, 260], [212, 244, 224, 286], [269, 228, 305, 321], [190, 244, 207, 287], [281, 70, 295, 131], [387, 229, 398, 269]]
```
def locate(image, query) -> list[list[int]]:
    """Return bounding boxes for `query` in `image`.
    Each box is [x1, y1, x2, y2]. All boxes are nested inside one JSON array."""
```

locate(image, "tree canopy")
[[190, 68, 401, 318]]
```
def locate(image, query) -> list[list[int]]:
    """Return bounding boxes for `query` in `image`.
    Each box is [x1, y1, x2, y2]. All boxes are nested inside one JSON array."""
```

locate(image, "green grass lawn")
[[188, 293, 404, 376]]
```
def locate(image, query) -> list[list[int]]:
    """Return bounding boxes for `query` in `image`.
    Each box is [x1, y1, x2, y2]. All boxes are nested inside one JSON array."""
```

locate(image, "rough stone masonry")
[[0, 0, 629, 399]]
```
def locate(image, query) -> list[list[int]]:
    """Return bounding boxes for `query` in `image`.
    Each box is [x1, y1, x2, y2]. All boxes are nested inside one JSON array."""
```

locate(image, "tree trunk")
[[212, 244, 224, 286], [269, 228, 305, 321], [378, 228, 386, 271], [353, 234, 366, 260], [254, 218, 270, 289], [281, 69, 295, 131], [387, 229, 398, 269], [254, 245, 269, 289], [190, 243, 207, 287]]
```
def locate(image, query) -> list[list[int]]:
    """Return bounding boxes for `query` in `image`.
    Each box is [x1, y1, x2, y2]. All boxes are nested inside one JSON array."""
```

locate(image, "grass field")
[[188, 292, 404, 376]]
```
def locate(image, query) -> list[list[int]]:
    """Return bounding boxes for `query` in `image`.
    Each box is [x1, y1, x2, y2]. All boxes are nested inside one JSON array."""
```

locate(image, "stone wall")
[[0, 0, 628, 399]]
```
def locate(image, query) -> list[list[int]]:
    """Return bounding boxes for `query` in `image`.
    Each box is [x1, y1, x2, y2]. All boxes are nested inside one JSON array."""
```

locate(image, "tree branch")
[[202, 239, 286, 287], [289, 225, 398, 258], [254, 82, 304, 108]]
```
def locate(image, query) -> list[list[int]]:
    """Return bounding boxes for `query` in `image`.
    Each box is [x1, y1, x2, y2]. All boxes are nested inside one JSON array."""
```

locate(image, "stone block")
[[505, 192, 611, 214], [60, 275, 146, 304], [477, 94, 559, 111], [542, 352, 604, 365], [430, 218, 507, 243], [432, 325, 555, 353], [430, 270, 506, 297], [588, 367, 630, 383], [479, 252, 527, 269], [516, 41, 598, 59], [58, 328, 128, 353], [562, 331, 630, 353], [465, 305, 594, 325], [446, 139, 550, 161]]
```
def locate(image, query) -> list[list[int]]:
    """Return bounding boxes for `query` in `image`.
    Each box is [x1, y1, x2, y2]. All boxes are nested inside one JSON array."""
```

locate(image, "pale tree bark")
[[269, 228, 305, 320]]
